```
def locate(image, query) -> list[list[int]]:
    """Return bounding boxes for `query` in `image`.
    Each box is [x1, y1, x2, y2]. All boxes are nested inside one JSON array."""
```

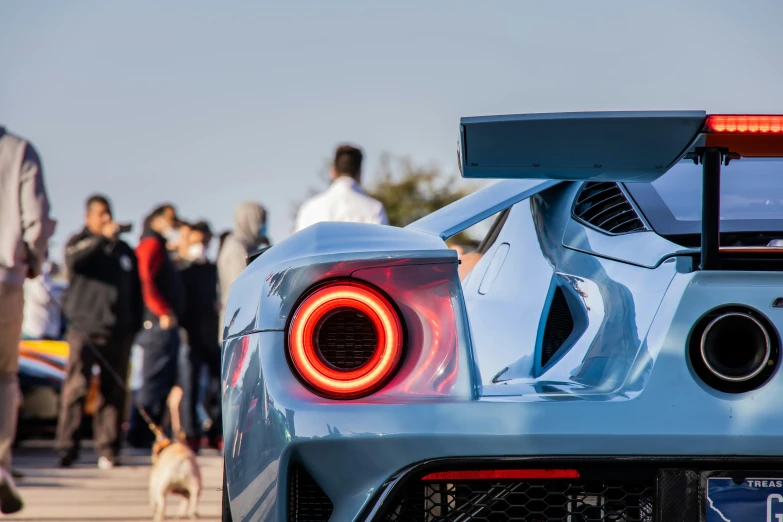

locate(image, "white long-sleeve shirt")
[[22, 273, 63, 339], [294, 176, 388, 233]]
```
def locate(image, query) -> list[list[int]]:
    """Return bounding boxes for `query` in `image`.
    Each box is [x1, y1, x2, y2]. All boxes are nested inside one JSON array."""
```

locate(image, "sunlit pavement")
[[6, 441, 222, 521]]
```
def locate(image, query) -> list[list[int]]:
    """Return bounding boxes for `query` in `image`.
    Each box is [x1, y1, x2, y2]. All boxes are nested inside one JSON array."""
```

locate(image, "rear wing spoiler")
[[458, 111, 706, 182], [456, 111, 783, 270]]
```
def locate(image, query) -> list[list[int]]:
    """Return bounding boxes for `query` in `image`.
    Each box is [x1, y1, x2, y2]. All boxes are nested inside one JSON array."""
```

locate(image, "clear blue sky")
[[3, 0, 783, 257]]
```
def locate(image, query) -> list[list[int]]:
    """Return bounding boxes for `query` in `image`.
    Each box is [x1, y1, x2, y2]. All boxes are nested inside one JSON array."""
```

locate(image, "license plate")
[[707, 476, 783, 521]]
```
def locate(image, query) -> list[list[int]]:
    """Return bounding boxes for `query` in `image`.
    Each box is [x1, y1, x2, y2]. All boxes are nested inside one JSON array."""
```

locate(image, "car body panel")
[[19, 339, 68, 380], [407, 178, 560, 239], [562, 217, 696, 269], [222, 222, 454, 340], [462, 186, 680, 396]]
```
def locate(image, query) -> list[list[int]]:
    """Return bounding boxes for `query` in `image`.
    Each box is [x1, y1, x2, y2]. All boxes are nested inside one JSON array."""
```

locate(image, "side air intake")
[[541, 286, 575, 366], [573, 182, 647, 234], [289, 464, 333, 522]]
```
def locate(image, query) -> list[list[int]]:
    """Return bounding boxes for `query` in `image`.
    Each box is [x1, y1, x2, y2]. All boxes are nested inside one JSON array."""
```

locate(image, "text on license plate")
[[708, 477, 783, 521]]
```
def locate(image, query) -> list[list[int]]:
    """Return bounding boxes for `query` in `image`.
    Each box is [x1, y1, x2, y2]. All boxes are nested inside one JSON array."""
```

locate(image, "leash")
[[81, 336, 167, 440], [41, 284, 168, 440]]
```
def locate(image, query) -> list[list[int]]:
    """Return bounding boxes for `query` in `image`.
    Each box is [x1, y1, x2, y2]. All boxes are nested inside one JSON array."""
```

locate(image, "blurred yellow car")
[[17, 339, 100, 441]]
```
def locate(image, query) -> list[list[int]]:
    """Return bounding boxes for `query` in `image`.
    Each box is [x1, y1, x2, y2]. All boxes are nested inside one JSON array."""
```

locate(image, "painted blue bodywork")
[[222, 112, 783, 522]]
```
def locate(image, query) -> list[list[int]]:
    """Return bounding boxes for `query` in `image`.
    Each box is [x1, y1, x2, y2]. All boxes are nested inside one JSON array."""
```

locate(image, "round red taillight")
[[287, 281, 404, 399]]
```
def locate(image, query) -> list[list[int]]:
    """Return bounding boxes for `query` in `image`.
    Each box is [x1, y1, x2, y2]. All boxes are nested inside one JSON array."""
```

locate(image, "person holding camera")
[[56, 194, 143, 469]]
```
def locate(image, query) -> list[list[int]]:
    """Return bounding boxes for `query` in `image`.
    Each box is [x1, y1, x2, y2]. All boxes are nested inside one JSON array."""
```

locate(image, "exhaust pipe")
[[700, 312, 772, 382]]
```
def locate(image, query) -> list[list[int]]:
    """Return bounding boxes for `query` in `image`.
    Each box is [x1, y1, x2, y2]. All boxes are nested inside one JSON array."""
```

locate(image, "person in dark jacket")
[[126, 204, 185, 449], [56, 195, 142, 469], [176, 221, 222, 452]]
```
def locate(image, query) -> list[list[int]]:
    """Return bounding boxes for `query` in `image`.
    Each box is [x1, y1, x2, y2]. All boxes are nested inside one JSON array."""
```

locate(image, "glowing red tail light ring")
[[287, 281, 404, 399]]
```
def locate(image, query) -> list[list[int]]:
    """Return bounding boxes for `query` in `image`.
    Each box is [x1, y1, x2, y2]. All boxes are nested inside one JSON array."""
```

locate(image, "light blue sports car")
[[221, 112, 783, 522]]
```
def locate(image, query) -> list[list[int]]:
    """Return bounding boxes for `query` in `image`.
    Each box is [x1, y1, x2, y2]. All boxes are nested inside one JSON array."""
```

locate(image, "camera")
[[118, 223, 133, 234]]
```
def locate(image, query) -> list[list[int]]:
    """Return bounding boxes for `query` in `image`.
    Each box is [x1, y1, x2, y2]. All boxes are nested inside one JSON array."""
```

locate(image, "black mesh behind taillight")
[[541, 286, 575, 366], [289, 463, 333, 522], [315, 309, 378, 369]]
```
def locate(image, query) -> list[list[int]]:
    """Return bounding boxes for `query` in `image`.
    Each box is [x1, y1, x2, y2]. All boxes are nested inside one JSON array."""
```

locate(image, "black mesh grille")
[[573, 182, 647, 234], [316, 309, 378, 369], [541, 287, 574, 366], [387, 479, 654, 522], [289, 464, 333, 522]]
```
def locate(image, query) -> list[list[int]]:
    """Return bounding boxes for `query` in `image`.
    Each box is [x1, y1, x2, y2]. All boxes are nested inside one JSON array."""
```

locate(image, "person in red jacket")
[[126, 205, 184, 449]]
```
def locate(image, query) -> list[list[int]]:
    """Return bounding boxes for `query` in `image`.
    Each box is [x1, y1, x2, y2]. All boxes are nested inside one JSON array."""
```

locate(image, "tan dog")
[[149, 432, 202, 521]]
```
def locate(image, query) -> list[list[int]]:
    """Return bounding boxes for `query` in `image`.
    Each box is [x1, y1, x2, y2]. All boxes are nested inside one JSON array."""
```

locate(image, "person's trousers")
[[126, 324, 179, 448], [180, 337, 221, 440], [0, 283, 23, 473], [54, 330, 134, 459]]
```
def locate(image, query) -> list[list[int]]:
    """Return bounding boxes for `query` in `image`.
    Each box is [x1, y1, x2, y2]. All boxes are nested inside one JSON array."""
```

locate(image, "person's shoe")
[[97, 456, 118, 470], [208, 435, 224, 452], [186, 436, 201, 454], [11, 469, 24, 479], [0, 468, 24, 514], [58, 450, 78, 468]]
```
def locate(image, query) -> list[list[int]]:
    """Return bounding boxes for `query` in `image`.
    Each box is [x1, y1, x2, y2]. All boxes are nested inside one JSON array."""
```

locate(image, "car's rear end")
[[222, 112, 783, 522]]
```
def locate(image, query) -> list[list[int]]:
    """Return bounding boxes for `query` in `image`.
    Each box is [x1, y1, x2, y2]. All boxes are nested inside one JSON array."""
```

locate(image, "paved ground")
[[6, 440, 223, 522]]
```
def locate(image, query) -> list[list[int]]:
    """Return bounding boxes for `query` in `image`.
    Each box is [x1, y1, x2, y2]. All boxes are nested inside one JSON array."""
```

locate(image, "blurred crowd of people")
[[0, 126, 389, 514], [58, 198, 273, 468]]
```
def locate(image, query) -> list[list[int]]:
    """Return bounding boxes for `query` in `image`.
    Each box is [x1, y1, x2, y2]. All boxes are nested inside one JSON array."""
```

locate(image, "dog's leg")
[[187, 483, 200, 519], [153, 490, 167, 522], [177, 492, 190, 519]]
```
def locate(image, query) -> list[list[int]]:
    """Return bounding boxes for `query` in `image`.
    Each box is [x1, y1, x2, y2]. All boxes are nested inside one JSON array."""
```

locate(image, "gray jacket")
[[217, 201, 266, 308], [0, 128, 56, 286]]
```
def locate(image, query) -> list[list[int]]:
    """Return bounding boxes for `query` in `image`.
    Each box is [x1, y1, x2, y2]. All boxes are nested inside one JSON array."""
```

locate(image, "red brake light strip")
[[704, 114, 783, 157], [705, 115, 783, 133]]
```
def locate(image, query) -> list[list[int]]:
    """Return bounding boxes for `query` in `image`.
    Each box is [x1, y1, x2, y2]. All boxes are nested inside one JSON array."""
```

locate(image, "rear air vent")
[[573, 182, 647, 234], [289, 464, 333, 522], [541, 286, 575, 366]]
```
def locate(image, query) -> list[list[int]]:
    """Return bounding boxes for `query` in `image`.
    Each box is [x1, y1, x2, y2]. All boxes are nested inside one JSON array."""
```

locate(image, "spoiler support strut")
[[699, 148, 725, 270]]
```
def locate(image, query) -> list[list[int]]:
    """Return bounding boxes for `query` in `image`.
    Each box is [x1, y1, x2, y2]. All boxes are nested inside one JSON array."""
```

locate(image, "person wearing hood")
[[217, 202, 268, 335]]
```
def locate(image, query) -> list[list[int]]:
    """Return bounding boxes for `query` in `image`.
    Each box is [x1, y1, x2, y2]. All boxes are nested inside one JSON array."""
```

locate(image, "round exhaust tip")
[[689, 307, 779, 393], [700, 313, 771, 382]]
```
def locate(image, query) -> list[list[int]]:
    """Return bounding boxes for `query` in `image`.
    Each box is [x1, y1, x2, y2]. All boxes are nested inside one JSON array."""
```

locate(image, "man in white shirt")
[[294, 144, 388, 232]]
